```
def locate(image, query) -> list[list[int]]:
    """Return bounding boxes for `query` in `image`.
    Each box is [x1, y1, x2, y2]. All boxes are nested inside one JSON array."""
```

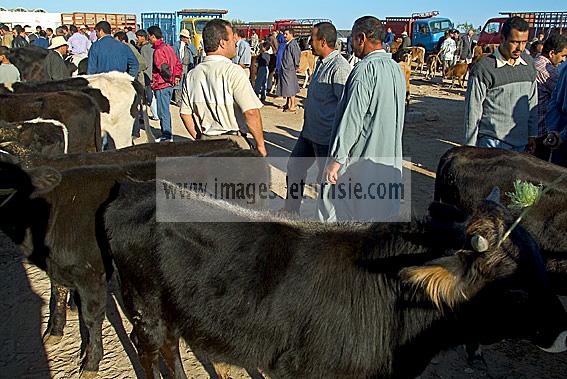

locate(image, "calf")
[[0, 119, 68, 166], [434, 146, 567, 294], [397, 46, 426, 73], [104, 182, 567, 379], [298, 50, 316, 88], [398, 61, 411, 106], [3, 72, 147, 149], [445, 62, 468, 89], [425, 52, 442, 80], [0, 142, 261, 377], [0, 91, 102, 153]]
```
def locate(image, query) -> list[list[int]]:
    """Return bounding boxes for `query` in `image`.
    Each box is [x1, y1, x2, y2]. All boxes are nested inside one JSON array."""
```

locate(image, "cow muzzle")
[[539, 330, 567, 353]]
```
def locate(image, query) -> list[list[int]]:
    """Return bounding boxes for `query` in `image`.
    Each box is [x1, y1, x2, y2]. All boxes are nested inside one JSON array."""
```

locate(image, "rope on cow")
[[497, 172, 567, 248]]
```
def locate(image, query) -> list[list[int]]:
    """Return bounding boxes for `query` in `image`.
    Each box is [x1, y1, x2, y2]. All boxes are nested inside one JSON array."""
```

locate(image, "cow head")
[[401, 188, 567, 352], [0, 162, 60, 244]]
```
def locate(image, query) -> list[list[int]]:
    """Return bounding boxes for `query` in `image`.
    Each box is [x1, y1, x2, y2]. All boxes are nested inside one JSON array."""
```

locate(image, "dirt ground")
[[1, 73, 567, 378]]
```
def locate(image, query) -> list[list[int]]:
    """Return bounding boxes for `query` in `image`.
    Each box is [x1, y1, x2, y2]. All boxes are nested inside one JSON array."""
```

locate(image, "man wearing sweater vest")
[[464, 17, 538, 153]]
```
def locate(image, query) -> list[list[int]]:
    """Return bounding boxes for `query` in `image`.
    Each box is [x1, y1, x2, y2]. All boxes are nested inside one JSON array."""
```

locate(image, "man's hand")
[[256, 144, 268, 157], [544, 131, 563, 149], [174, 77, 181, 87], [324, 160, 342, 185], [526, 137, 537, 155]]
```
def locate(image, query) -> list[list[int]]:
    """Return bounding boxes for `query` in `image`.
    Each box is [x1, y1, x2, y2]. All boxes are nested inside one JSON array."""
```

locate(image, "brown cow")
[[298, 50, 316, 88], [401, 47, 426, 73], [398, 61, 411, 106], [445, 62, 469, 89]]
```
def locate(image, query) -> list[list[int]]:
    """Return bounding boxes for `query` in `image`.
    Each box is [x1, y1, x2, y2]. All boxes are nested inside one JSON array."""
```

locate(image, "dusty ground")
[[1, 73, 567, 378]]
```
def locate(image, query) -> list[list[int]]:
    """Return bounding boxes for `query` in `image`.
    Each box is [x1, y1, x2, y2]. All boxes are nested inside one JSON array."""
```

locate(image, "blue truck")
[[141, 9, 227, 46], [385, 11, 454, 52]]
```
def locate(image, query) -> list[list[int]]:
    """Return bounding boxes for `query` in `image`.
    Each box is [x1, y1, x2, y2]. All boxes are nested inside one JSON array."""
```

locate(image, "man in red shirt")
[[148, 25, 182, 142]]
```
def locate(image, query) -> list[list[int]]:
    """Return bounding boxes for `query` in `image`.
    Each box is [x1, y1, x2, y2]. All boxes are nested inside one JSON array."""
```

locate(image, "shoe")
[[155, 137, 174, 143], [149, 116, 159, 121]]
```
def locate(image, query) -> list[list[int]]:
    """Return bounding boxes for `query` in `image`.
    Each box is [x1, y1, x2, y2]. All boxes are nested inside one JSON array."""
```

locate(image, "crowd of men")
[[0, 15, 566, 221]]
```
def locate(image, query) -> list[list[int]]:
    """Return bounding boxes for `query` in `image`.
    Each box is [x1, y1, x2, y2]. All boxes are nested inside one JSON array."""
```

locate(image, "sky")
[[1, 0, 564, 30]]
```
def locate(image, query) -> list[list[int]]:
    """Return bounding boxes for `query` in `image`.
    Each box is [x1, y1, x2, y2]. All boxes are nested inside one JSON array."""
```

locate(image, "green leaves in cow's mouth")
[[506, 180, 543, 210]]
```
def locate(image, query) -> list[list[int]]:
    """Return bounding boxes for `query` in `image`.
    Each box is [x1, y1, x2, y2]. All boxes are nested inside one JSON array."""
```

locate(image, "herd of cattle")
[[1, 44, 567, 379]]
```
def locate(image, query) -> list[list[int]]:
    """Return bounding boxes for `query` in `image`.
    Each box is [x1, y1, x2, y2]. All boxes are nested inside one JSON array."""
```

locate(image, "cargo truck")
[[478, 12, 567, 46], [61, 12, 136, 31], [384, 11, 454, 52]]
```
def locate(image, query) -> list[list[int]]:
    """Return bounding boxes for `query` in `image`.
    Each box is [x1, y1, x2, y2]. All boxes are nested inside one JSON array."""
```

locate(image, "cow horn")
[[471, 234, 489, 253], [486, 187, 501, 204], [0, 141, 14, 148], [539, 330, 567, 353]]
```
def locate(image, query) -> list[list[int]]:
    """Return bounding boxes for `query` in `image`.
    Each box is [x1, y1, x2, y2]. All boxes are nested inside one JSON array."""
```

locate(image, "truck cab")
[[478, 17, 506, 46], [412, 17, 453, 52], [180, 17, 212, 51]]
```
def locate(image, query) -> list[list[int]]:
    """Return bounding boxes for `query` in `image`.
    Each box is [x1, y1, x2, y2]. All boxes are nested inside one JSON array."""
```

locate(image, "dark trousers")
[[551, 143, 567, 168], [534, 135, 552, 161], [284, 135, 329, 213]]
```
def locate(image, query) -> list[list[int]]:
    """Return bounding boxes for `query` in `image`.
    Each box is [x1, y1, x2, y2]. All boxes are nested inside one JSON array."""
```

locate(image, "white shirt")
[[494, 47, 528, 68], [180, 55, 262, 136]]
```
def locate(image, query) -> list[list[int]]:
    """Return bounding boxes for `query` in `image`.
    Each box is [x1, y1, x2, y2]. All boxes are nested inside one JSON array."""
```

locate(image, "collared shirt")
[[494, 47, 528, 68], [302, 50, 352, 146], [68, 32, 91, 55], [233, 39, 252, 67], [87, 35, 139, 78], [535, 55, 561, 136], [441, 38, 457, 61], [180, 55, 262, 136]]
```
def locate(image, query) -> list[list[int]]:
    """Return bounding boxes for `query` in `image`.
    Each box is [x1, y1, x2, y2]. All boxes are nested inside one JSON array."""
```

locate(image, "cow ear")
[[400, 255, 475, 310], [27, 167, 61, 195]]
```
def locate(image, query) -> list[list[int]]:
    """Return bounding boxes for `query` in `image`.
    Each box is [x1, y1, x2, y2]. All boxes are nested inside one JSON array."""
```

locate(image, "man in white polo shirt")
[[180, 19, 267, 156]]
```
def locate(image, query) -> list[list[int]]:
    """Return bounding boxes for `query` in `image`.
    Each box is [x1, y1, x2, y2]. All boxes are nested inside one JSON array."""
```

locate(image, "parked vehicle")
[[61, 12, 136, 31], [478, 12, 567, 46], [234, 19, 331, 41], [384, 11, 454, 52]]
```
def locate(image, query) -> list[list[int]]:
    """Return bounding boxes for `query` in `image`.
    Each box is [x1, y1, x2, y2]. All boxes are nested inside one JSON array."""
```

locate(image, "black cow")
[[434, 146, 567, 294], [0, 91, 102, 153], [1, 72, 147, 149], [6, 45, 80, 81], [104, 182, 567, 379], [0, 142, 263, 377]]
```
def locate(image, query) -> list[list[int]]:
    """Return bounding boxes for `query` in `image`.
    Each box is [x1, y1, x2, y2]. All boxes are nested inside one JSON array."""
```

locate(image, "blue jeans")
[[155, 86, 173, 139], [284, 135, 329, 213], [477, 135, 526, 152], [255, 66, 269, 101]]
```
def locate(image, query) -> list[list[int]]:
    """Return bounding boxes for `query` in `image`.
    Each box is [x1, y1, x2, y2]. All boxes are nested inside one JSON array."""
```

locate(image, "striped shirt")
[[535, 55, 561, 136]]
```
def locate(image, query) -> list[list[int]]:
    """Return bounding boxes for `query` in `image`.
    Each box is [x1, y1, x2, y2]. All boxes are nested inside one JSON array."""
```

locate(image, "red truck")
[[234, 18, 331, 40], [478, 12, 567, 46]]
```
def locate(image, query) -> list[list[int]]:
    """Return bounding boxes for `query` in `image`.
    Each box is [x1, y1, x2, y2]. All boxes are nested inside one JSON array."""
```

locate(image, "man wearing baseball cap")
[[173, 29, 197, 106], [44, 36, 71, 80]]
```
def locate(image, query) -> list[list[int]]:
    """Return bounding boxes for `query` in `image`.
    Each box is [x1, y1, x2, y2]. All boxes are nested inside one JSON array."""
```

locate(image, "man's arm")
[[243, 108, 267, 157], [87, 44, 98, 74], [527, 80, 539, 153], [463, 70, 487, 146], [180, 113, 198, 139], [179, 78, 197, 139]]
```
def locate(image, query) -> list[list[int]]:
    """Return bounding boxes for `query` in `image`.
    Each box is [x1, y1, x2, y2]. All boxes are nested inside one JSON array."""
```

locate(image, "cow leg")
[[43, 282, 68, 345], [76, 277, 106, 377], [159, 332, 187, 379]]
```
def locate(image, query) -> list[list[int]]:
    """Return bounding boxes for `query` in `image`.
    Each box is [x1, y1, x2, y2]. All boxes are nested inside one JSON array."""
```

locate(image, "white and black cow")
[[104, 181, 567, 379], [2, 72, 150, 149]]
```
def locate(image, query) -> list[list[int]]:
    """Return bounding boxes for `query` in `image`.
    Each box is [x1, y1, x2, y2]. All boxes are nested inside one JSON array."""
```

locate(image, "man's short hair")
[[313, 22, 337, 48], [147, 25, 163, 40], [135, 29, 148, 39], [46, 27, 53, 33], [62, 25, 69, 31], [70, 25, 78, 34], [127, 27, 133, 32], [284, 28, 294, 36], [501, 16, 529, 40], [542, 34, 567, 56], [114, 31, 128, 43], [238, 30, 245, 38], [202, 19, 232, 53], [14, 25, 23, 34], [36, 25, 42, 31], [39, 30, 47, 37], [352, 16, 385, 44], [2, 25, 10, 32], [0, 46, 9, 57], [55, 26, 65, 35], [95, 21, 112, 35]]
